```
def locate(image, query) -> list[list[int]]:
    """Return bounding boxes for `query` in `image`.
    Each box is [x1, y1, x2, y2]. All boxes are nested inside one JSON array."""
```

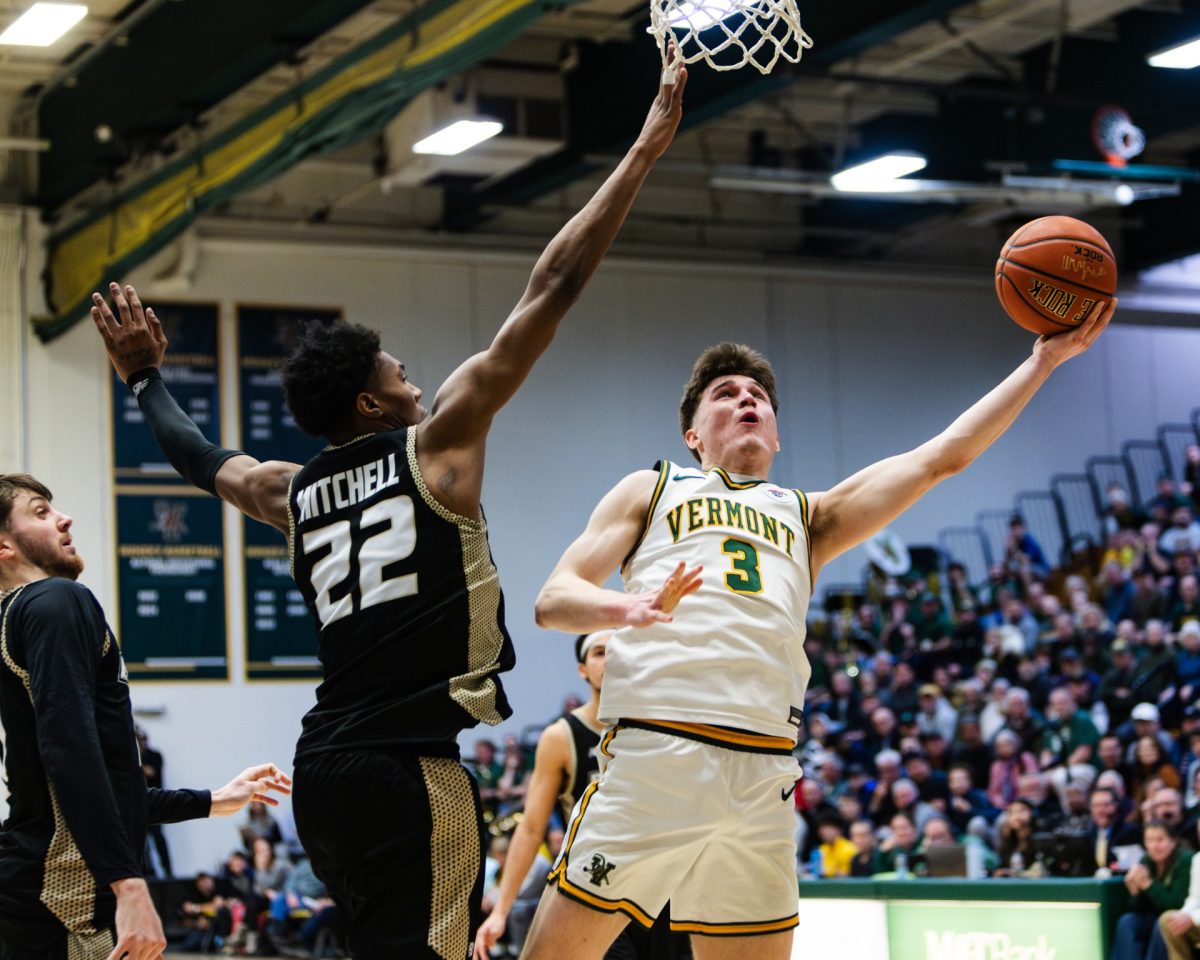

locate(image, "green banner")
[[887, 900, 1102, 960], [237, 305, 338, 680]]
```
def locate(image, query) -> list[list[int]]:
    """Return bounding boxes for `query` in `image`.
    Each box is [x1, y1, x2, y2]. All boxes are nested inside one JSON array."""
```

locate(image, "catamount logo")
[[582, 853, 616, 886], [924, 931, 1057, 960]]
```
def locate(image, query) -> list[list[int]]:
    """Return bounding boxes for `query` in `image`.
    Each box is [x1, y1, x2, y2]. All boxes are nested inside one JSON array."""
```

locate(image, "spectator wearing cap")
[[1039, 687, 1100, 808], [1125, 703, 1177, 766], [905, 750, 950, 809], [1101, 641, 1141, 729], [949, 717, 992, 787], [1131, 623, 1177, 708], [1131, 572, 1168, 627], [915, 683, 958, 743], [987, 730, 1039, 809]]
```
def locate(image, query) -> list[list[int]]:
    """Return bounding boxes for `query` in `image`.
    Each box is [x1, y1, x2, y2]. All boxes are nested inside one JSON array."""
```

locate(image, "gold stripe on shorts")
[[625, 719, 795, 755], [669, 914, 799, 937]]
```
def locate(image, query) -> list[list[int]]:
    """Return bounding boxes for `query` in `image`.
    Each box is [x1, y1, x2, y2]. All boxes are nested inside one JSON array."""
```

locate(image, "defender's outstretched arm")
[[93, 283, 298, 533], [808, 302, 1114, 575], [422, 63, 688, 454]]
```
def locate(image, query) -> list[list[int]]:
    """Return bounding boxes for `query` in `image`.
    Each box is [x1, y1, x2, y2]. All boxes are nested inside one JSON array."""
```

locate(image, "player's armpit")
[[213, 456, 299, 533]]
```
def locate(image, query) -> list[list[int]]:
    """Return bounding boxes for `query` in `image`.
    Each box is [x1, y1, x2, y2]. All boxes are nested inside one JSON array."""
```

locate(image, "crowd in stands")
[[467, 455, 1200, 960]]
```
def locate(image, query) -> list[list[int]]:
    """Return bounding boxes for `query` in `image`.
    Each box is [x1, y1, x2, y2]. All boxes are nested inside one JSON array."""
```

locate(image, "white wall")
[[13, 232, 1200, 873]]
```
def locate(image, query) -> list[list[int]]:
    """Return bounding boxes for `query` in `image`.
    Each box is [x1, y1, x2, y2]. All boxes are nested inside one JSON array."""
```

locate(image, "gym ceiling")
[[3, 0, 1198, 336]]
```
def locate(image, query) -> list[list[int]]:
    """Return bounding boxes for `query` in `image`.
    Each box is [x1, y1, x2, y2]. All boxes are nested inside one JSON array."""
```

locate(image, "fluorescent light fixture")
[[669, 0, 739, 31], [831, 153, 927, 193], [0, 3, 87, 46], [412, 119, 503, 157], [1147, 36, 1200, 69]]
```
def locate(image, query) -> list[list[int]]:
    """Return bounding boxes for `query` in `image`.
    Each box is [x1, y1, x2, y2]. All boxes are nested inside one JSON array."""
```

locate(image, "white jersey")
[[599, 460, 813, 742]]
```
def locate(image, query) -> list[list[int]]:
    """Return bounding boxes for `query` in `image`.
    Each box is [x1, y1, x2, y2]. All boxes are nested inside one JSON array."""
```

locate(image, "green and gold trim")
[[706, 466, 767, 490], [621, 460, 669, 570], [794, 489, 814, 590], [669, 913, 799, 937]]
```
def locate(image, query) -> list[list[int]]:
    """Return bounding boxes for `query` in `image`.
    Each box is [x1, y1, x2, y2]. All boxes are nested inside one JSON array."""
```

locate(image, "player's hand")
[[1165, 911, 1194, 937], [109, 878, 167, 960], [634, 39, 687, 160], [91, 282, 169, 382], [472, 907, 508, 960], [209, 763, 293, 816], [1033, 297, 1115, 366], [623, 562, 702, 628]]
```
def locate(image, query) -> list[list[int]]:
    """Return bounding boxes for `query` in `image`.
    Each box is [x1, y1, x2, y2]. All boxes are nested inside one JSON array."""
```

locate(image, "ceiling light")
[[412, 119, 503, 157], [1147, 36, 1200, 69], [668, 1, 739, 31], [831, 153, 927, 193], [0, 3, 87, 47]]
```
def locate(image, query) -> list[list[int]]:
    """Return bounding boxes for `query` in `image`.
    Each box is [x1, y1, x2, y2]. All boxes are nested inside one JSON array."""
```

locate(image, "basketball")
[[995, 216, 1118, 336]]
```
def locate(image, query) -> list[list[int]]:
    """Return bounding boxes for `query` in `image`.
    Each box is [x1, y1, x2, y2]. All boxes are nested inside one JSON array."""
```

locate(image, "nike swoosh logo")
[[781, 783, 798, 803], [673, 474, 704, 481]]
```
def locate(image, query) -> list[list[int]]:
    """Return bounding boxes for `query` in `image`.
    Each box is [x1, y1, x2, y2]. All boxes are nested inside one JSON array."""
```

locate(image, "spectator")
[[996, 799, 1037, 874], [1112, 821, 1193, 960], [1157, 820, 1200, 959], [1150, 478, 1191, 525], [252, 836, 291, 926], [1100, 561, 1135, 625], [1185, 445, 1200, 512], [1087, 787, 1143, 873], [949, 717, 992, 787], [849, 819, 883, 877], [816, 814, 858, 877], [471, 739, 504, 818], [136, 726, 174, 879], [1160, 507, 1200, 559], [979, 678, 1011, 742], [864, 749, 904, 824], [1131, 572, 1168, 626], [947, 764, 996, 835], [915, 683, 958, 742], [1128, 702, 1177, 765], [1149, 788, 1188, 842], [1176, 623, 1200, 701], [1001, 687, 1045, 755], [495, 735, 530, 817], [238, 801, 283, 854], [1006, 515, 1050, 580], [905, 751, 949, 809], [988, 730, 1039, 809], [1131, 736, 1183, 809], [1101, 642, 1141, 729], [1039, 687, 1100, 807], [1171, 577, 1200, 631], [1018, 773, 1063, 830], [879, 813, 923, 874], [180, 872, 231, 954], [891, 778, 938, 833]]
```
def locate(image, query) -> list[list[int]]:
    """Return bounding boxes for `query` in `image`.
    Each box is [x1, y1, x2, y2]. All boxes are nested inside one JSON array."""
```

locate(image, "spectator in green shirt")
[[1039, 687, 1100, 808], [1112, 821, 1191, 960]]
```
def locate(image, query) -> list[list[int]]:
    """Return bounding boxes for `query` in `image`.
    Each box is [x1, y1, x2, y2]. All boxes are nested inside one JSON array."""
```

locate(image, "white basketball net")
[[648, 0, 813, 80]]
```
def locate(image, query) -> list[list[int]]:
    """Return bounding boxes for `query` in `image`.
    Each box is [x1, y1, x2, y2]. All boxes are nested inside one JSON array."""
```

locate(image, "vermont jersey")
[[600, 461, 813, 741], [288, 428, 514, 760]]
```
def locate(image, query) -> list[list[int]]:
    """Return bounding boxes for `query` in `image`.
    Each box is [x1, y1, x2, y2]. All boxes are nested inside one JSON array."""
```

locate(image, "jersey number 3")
[[721, 537, 763, 594], [301, 495, 418, 627]]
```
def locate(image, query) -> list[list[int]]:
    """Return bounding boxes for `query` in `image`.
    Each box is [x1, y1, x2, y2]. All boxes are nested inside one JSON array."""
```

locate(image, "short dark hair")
[[574, 634, 590, 663], [281, 321, 383, 438], [0, 474, 52, 532], [678, 343, 778, 463]]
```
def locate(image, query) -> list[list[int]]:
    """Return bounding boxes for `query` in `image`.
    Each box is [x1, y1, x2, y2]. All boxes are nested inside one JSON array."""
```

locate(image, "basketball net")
[[648, 0, 813, 82]]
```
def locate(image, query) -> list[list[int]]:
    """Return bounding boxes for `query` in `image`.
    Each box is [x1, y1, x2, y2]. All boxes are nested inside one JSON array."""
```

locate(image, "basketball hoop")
[[648, 0, 813, 82]]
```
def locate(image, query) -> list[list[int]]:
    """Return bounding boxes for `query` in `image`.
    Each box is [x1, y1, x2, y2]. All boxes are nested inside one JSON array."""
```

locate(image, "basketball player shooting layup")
[[91, 56, 687, 960], [524, 304, 1115, 960]]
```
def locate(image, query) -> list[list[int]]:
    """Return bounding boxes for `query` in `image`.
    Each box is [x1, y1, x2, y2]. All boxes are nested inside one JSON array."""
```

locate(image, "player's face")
[[686, 374, 778, 471], [578, 639, 607, 692], [0, 492, 84, 580], [368, 352, 426, 427]]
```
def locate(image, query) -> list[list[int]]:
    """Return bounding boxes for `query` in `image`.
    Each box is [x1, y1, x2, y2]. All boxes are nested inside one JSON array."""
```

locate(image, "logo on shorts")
[[582, 853, 616, 887]]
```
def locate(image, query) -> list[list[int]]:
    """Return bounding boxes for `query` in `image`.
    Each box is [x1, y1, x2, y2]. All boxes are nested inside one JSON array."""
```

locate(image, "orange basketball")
[[995, 216, 1117, 336]]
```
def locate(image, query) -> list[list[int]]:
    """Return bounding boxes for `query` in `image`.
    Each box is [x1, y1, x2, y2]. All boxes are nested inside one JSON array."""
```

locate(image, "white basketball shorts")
[[547, 719, 803, 937]]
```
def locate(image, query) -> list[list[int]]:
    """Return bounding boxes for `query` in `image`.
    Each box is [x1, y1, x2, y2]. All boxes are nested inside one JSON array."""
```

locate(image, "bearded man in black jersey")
[[0, 474, 290, 960], [92, 59, 688, 960]]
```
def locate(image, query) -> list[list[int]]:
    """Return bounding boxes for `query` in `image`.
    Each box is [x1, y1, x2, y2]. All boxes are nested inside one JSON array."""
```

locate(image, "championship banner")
[[237, 304, 340, 680], [110, 302, 228, 680], [114, 488, 229, 680]]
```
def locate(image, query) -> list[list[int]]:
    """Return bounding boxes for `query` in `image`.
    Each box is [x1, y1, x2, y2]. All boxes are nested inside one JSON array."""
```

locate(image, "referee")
[[0, 473, 291, 960]]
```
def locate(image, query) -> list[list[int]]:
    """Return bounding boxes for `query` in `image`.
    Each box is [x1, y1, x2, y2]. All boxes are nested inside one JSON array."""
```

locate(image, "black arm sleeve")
[[147, 787, 211, 825], [128, 368, 241, 495], [19, 583, 143, 886]]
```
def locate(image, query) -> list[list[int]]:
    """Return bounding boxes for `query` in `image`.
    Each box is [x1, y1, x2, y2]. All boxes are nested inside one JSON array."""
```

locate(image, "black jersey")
[[288, 428, 515, 760], [558, 711, 601, 824], [0, 580, 208, 951]]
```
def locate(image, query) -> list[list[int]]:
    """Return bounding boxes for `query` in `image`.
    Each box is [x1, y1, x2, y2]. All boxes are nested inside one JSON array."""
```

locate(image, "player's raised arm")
[[535, 470, 702, 633], [808, 301, 1115, 575], [92, 283, 299, 533], [421, 61, 687, 456]]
